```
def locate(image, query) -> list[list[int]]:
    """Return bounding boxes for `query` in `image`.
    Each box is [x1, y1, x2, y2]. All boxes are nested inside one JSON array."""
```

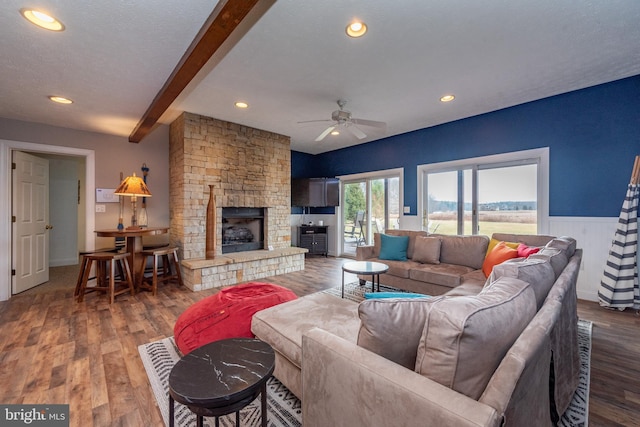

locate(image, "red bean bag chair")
[[174, 282, 297, 355]]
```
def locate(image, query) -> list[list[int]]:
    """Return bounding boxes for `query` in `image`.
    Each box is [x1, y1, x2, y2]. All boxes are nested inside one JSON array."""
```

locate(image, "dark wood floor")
[[0, 256, 638, 426]]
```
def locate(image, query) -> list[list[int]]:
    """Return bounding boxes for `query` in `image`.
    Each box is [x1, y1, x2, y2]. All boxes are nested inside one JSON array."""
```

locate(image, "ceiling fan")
[[299, 100, 386, 142]]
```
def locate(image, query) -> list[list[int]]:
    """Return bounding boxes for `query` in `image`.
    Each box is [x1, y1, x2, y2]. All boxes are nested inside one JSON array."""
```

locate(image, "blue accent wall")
[[292, 75, 640, 217]]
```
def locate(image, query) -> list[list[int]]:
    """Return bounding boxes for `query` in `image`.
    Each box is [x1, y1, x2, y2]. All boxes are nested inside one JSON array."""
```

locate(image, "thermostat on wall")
[[96, 188, 118, 203]]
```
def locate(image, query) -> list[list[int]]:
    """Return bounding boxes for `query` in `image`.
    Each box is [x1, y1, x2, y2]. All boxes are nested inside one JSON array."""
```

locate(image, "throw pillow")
[[364, 292, 429, 299], [517, 243, 541, 257], [414, 276, 536, 400], [486, 237, 520, 256], [482, 241, 519, 277], [378, 233, 410, 261], [412, 236, 442, 264], [357, 297, 441, 369]]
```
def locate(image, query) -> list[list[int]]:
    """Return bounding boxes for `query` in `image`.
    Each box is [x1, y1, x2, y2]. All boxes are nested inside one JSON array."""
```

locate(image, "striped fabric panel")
[[598, 184, 639, 309]]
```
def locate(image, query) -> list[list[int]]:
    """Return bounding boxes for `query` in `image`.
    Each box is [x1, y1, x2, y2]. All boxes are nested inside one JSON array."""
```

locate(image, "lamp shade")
[[114, 173, 152, 197]]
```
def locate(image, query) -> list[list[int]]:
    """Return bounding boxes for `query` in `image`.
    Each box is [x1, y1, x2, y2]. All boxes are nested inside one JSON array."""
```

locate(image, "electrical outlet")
[[95, 204, 106, 213], [403, 206, 410, 214]]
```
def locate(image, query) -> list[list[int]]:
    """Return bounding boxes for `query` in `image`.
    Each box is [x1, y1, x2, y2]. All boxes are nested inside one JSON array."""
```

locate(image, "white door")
[[13, 151, 50, 294]]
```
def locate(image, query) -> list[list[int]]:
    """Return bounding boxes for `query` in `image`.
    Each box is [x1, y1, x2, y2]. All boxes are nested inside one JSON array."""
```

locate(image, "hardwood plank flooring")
[[0, 257, 638, 426]]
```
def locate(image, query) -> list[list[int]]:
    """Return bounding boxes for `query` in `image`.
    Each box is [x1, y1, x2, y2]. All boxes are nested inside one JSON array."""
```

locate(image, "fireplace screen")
[[221, 207, 265, 253]]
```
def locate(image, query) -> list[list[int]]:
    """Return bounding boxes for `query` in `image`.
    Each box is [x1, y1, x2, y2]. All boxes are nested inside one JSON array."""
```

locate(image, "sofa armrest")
[[302, 328, 500, 427], [355, 244, 376, 260]]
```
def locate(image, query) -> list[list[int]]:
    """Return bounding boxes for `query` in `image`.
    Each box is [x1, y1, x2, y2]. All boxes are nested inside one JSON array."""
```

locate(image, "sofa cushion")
[[385, 229, 428, 259], [460, 269, 489, 287], [379, 233, 410, 261], [412, 236, 442, 264], [409, 263, 475, 288], [378, 259, 422, 278], [251, 293, 359, 368], [439, 234, 490, 269], [357, 296, 441, 369], [529, 248, 568, 279], [444, 282, 483, 297], [546, 236, 577, 259], [489, 257, 556, 310], [415, 276, 536, 400], [482, 241, 519, 277]]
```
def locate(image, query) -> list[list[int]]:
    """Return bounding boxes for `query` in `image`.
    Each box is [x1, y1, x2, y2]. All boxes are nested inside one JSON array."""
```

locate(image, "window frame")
[[417, 148, 549, 235]]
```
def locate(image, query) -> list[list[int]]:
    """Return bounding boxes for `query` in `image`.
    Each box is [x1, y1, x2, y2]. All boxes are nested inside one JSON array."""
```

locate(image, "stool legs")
[[138, 247, 183, 295], [76, 252, 135, 303]]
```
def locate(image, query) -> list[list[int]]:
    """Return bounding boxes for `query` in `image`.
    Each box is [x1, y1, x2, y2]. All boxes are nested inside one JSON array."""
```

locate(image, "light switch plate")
[[403, 206, 410, 213]]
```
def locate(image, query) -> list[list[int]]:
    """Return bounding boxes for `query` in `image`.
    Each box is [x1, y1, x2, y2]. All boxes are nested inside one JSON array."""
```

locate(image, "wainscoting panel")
[[548, 217, 619, 302]]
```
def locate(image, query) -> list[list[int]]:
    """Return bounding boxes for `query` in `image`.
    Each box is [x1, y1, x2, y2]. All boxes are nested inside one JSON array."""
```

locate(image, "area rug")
[[138, 336, 302, 427], [139, 282, 592, 426]]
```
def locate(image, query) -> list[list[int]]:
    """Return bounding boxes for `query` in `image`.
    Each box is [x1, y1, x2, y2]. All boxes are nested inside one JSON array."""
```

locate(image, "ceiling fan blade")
[[348, 124, 367, 139], [351, 118, 387, 128], [297, 119, 333, 124], [316, 125, 336, 141]]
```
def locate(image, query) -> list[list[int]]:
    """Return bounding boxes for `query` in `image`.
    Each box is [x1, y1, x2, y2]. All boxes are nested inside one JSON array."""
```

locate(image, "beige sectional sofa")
[[251, 233, 581, 427], [355, 230, 556, 296]]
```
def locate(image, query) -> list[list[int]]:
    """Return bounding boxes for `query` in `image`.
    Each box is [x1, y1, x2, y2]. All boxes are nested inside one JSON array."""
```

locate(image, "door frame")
[[0, 139, 96, 301], [337, 167, 404, 256]]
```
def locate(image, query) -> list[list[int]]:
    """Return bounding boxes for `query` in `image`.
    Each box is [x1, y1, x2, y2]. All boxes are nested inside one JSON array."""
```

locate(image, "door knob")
[[45, 225, 54, 230]]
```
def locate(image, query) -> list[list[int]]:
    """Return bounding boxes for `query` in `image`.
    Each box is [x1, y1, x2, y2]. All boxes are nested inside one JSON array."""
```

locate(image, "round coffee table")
[[168, 338, 275, 427], [341, 261, 389, 298]]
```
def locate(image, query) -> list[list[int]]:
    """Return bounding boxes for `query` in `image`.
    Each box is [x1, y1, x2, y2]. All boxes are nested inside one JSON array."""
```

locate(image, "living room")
[[1, 1, 639, 426]]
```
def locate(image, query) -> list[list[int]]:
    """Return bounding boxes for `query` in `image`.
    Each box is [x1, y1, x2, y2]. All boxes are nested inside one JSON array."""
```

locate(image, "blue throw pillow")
[[378, 233, 409, 261], [364, 292, 429, 299]]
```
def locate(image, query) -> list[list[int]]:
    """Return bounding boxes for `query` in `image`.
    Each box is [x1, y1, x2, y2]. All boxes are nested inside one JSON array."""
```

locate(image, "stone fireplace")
[[169, 112, 306, 291]]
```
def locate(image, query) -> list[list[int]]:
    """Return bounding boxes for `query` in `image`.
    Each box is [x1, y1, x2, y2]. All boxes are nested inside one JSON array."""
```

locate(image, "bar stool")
[[75, 252, 135, 304], [137, 247, 183, 295]]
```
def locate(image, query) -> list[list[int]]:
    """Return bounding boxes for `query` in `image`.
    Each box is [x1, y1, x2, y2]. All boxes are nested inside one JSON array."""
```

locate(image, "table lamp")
[[114, 173, 152, 230]]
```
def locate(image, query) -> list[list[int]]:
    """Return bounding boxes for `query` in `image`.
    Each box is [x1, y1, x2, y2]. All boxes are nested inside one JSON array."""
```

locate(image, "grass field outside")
[[428, 210, 537, 235]]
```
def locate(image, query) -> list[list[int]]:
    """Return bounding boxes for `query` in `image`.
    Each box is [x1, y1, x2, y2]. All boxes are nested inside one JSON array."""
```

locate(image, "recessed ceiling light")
[[440, 95, 455, 102], [20, 8, 65, 31], [330, 130, 340, 136], [346, 21, 367, 38], [234, 101, 248, 109], [49, 96, 73, 104]]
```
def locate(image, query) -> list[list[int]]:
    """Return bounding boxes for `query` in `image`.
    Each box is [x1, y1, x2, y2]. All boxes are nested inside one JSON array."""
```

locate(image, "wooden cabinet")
[[292, 178, 340, 207], [297, 226, 328, 256]]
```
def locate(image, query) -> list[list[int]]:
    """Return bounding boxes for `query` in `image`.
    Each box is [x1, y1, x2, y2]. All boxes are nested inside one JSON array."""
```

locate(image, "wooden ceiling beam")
[[129, 0, 261, 143]]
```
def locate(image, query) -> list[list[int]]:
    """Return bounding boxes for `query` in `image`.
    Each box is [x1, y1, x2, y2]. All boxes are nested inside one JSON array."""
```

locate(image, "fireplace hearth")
[[222, 207, 265, 254]]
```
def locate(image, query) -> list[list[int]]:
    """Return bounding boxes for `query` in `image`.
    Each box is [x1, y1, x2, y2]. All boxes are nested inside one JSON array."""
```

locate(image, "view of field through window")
[[426, 164, 537, 235]]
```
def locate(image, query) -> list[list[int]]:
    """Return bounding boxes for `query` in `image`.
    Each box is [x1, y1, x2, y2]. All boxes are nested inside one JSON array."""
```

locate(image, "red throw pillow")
[[174, 282, 297, 354], [517, 243, 541, 257], [482, 242, 519, 277]]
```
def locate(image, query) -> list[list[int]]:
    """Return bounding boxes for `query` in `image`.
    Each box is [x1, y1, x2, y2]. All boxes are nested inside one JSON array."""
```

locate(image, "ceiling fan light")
[[48, 96, 73, 104], [20, 8, 65, 31], [346, 21, 367, 38]]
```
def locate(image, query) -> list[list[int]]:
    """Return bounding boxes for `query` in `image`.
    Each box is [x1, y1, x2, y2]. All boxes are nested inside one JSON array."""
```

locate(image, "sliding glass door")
[[422, 155, 541, 236], [341, 173, 400, 256]]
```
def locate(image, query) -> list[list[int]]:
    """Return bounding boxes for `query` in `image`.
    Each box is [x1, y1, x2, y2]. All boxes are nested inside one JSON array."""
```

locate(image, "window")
[[419, 148, 548, 235]]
